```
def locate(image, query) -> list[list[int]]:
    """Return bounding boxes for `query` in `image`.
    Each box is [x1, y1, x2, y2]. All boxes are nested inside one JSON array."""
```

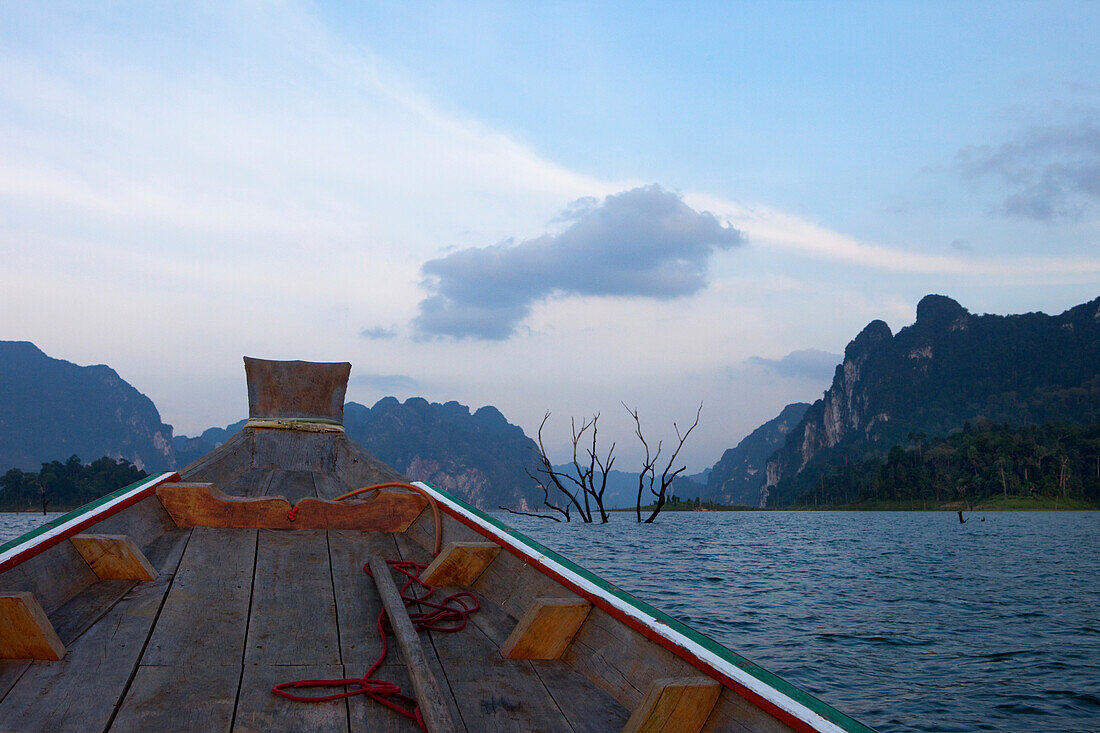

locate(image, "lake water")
[[2, 510, 1097, 731], [494, 510, 1100, 733]]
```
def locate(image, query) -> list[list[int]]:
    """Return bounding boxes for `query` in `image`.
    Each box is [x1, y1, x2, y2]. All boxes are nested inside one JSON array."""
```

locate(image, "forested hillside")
[[763, 295, 1100, 506]]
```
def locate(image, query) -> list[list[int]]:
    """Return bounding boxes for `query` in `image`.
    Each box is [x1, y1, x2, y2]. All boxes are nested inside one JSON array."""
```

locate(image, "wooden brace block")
[[71, 534, 158, 582], [622, 677, 723, 733], [0, 592, 66, 661], [156, 482, 426, 531], [500, 596, 592, 659], [420, 541, 501, 587]]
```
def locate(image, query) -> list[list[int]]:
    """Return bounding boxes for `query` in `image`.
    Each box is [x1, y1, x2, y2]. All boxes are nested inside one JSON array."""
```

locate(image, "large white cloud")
[[414, 185, 743, 339]]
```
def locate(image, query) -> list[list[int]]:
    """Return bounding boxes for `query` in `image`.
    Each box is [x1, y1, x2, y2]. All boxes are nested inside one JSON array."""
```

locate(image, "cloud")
[[957, 115, 1100, 221], [413, 185, 744, 339], [350, 373, 420, 392], [360, 326, 397, 340], [747, 349, 841, 382]]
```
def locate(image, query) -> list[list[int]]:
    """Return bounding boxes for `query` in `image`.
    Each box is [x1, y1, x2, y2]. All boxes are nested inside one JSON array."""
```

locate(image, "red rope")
[[271, 559, 479, 730]]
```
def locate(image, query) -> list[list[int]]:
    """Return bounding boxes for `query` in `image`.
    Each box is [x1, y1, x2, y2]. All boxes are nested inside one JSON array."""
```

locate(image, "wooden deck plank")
[[234, 664, 348, 733], [110, 664, 241, 732], [392, 533, 468, 732], [345, 660, 428, 733], [428, 615, 574, 733], [0, 659, 30, 703], [392, 533, 570, 732], [50, 579, 136, 645], [266, 469, 318, 503], [532, 659, 633, 733], [369, 555, 458, 733], [140, 527, 257, 667], [327, 530, 402, 670], [0, 560, 180, 732], [141, 526, 194, 575], [245, 529, 340, 667]]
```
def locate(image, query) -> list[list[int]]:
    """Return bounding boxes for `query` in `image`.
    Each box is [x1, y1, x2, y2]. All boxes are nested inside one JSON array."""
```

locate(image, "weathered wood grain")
[[244, 356, 350, 422], [405, 506, 482, 557], [180, 429, 253, 482], [421, 542, 500, 588], [157, 482, 425, 531], [265, 469, 317, 503], [140, 527, 256, 667], [71, 534, 158, 581], [369, 555, 457, 733], [235, 664, 348, 733], [110, 663, 241, 732], [622, 677, 722, 733], [345, 657, 433, 733], [333, 436, 406, 488], [252, 430, 337, 472], [500, 597, 591, 660], [0, 568, 176, 732], [529, 660, 633, 733], [327, 530, 401, 670], [391, 533, 468, 731], [222, 467, 275, 498], [471, 546, 574, 621], [313, 471, 354, 500], [50, 579, 136, 645], [0, 659, 30, 704], [141, 526, 193, 575], [463, 591, 631, 733], [93, 493, 178, 548], [244, 529, 339, 667], [0, 539, 98, 615], [426, 610, 574, 733], [562, 607, 696, 710], [700, 686, 796, 733], [0, 593, 65, 660]]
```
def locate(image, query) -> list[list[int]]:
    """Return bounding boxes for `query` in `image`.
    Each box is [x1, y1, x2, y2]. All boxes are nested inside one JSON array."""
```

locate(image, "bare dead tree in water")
[[500, 411, 615, 523], [625, 403, 702, 523]]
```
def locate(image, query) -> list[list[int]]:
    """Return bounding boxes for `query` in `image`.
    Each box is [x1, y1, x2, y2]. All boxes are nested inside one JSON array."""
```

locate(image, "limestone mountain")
[[342, 397, 543, 510], [763, 294, 1100, 506], [0, 341, 176, 472], [701, 402, 810, 507]]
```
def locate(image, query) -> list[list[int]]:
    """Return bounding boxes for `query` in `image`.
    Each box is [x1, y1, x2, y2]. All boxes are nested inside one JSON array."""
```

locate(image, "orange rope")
[[286, 482, 443, 557]]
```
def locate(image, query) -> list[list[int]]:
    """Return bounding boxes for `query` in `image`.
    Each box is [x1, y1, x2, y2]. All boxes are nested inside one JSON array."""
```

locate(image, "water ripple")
[[496, 510, 1100, 733]]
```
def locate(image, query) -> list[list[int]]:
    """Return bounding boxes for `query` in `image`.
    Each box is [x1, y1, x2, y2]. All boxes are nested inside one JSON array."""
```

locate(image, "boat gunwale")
[[0, 471, 180, 574], [413, 480, 874, 733]]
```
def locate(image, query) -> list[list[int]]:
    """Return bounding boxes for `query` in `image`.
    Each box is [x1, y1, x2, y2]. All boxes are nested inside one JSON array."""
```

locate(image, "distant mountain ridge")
[[702, 402, 810, 507], [763, 294, 1100, 506], [173, 397, 544, 510], [0, 341, 175, 471]]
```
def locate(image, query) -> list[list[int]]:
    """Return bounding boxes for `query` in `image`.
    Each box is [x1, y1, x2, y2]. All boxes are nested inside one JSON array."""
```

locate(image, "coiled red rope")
[[272, 483, 475, 729], [271, 560, 479, 729]]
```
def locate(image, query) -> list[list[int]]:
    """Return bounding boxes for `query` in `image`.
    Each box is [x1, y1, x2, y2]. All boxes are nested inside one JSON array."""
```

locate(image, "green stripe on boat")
[[0, 472, 174, 557], [420, 480, 875, 733]]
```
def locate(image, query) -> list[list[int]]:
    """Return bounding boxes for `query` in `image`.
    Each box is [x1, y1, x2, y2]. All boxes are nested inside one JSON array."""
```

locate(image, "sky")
[[1, 1, 1098, 471]]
